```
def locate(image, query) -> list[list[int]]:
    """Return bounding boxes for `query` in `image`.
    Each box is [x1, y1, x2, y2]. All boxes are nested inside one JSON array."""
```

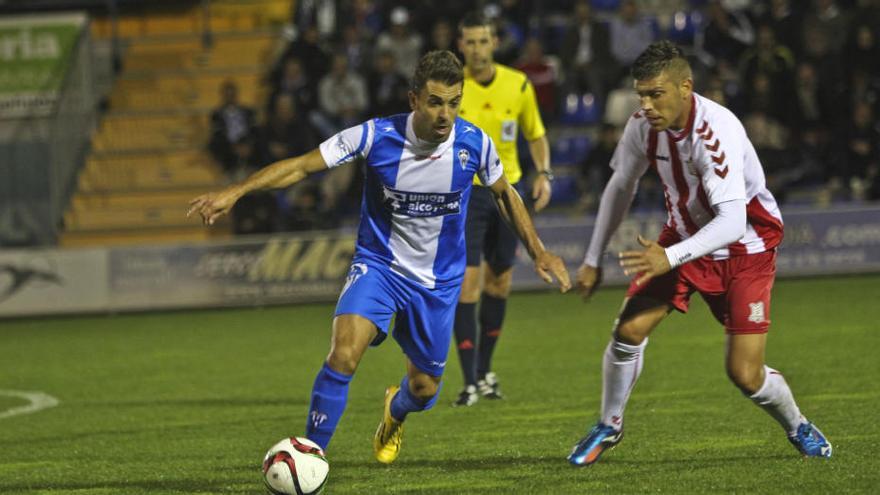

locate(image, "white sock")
[[600, 337, 647, 431], [749, 365, 804, 436]]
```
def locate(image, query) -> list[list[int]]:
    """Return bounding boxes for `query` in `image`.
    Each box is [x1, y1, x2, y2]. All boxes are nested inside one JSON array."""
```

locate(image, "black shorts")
[[465, 185, 519, 273]]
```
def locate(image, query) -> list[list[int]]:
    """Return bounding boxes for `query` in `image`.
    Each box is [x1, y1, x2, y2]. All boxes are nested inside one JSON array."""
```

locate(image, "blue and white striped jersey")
[[319, 112, 504, 289]]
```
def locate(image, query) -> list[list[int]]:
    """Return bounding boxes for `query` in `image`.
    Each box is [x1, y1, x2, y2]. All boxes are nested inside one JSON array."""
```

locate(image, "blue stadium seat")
[[560, 93, 602, 126], [550, 173, 580, 204], [667, 10, 703, 46], [590, 0, 620, 12]]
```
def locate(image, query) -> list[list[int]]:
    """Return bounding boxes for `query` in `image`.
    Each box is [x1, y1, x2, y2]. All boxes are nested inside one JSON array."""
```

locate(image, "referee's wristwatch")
[[539, 170, 554, 181]]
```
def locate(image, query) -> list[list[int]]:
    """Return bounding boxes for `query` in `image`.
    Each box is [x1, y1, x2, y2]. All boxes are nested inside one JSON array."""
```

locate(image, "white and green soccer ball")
[[262, 437, 329, 495]]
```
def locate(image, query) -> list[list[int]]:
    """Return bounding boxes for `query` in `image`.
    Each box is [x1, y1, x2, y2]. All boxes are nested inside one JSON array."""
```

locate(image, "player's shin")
[[600, 337, 648, 430], [305, 362, 353, 450], [454, 302, 478, 386], [477, 293, 507, 379], [748, 365, 804, 435], [390, 376, 442, 421]]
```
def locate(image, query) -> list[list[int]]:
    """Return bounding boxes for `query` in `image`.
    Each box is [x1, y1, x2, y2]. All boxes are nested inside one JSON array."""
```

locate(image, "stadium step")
[[64, 204, 208, 231], [90, 0, 291, 39], [58, 224, 231, 247]]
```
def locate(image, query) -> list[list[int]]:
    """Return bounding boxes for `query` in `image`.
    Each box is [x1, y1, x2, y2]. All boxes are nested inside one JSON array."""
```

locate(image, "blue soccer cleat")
[[568, 422, 623, 466], [788, 421, 832, 458]]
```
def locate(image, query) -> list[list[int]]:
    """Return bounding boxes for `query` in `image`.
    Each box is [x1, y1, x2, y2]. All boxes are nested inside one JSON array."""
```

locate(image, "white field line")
[[0, 390, 60, 420]]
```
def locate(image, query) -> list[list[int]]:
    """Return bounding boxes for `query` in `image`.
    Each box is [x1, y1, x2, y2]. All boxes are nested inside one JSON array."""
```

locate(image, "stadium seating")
[[61, 1, 291, 247]]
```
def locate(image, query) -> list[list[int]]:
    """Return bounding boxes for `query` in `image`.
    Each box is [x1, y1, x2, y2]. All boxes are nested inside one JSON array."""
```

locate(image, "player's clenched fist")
[[575, 264, 603, 302]]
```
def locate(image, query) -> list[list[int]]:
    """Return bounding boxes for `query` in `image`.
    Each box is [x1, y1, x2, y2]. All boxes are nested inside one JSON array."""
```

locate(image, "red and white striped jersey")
[[612, 92, 783, 259]]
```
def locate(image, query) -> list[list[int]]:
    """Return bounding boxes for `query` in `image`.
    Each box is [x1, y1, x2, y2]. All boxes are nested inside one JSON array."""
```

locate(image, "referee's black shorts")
[[465, 185, 519, 273]]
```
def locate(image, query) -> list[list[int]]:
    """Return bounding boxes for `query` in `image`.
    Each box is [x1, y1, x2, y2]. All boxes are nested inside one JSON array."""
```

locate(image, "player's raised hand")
[[187, 188, 240, 226], [619, 235, 671, 286], [531, 174, 552, 212], [575, 264, 603, 302], [534, 250, 571, 293]]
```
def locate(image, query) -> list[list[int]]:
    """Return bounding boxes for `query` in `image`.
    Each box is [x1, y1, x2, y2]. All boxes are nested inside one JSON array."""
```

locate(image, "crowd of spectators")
[[208, 0, 880, 234]]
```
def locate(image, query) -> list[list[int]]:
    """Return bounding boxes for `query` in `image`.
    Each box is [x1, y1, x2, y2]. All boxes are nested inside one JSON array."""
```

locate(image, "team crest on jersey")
[[458, 149, 470, 170], [747, 302, 765, 324], [340, 263, 368, 295]]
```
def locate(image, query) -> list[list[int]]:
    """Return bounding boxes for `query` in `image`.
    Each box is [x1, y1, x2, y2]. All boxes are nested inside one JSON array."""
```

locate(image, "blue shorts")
[[334, 261, 461, 376]]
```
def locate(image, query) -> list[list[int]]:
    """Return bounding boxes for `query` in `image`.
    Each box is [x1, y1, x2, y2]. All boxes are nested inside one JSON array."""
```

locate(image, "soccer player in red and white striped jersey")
[[567, 41, 831, 466]]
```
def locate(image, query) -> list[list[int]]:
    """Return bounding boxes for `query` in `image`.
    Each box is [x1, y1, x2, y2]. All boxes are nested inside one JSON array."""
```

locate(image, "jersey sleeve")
[[477, 133, 505, 187], [609, 114, 650, 182], [518, 78, 546, 141], [693, 117, 747, 205], [318, 119, 375, 168]]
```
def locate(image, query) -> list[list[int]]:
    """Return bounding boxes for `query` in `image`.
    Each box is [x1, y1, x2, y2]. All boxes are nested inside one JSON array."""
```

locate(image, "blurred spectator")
[[739, 24, 796, 124], [560, 1, 617, 102], [792, 62, 831, 130], [367, 50, 410, 117], [268, 56, 318, 117], [515, 37, 559, 117], [293, 0, 340, 41], [277, 25, 330, 81], [208, 80, 257, 177], [844, 23, 880, 80], [256, 93, 318, 167], [578, 123, 618, 211], [802, 0, 851, 55], [609, 0, 657, 70], [280, 181, 324, 231], [838, 102, 880, 199], [801, 23, 847, 127], [340, 24, 372, 73], [375, 7, 424, 78], [349, 0, 383, 39], [426, 19, 455, 53], [702, 0, 755, 66], [484, 0, 527, 65], [763, 0, 803, 57], [314, 52, 369, 138]]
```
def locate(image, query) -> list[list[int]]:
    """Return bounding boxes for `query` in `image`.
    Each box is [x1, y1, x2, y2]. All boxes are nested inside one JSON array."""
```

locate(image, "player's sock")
[[749, 365, 804, 435], [476, 294, 506, 379], [454, 302, 478, 386], [389, 376, 441, 422], [305, 362, 352, 450], [600, 336, 647, 430]]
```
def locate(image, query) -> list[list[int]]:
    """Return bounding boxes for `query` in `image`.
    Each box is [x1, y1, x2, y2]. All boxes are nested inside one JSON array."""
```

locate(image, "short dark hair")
[[411, 50, 464, 92], [631, 40, 692, 82], [458, 11, 495, 37]]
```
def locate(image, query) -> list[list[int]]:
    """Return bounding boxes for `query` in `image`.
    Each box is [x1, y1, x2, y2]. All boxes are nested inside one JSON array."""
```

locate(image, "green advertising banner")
[[0, 13, 86, 118]]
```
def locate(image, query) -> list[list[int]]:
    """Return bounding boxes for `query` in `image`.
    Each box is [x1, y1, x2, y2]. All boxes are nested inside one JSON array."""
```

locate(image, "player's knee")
[[483, 269, 512, 297], [326, 346, 361, 375], [614, 319, 649, 346], [459, 270, 481, 302], [726, 362, 763, 394]]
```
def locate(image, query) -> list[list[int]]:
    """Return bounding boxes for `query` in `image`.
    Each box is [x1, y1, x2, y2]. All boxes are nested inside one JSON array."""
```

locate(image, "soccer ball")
[[262, 437, 329, 495]]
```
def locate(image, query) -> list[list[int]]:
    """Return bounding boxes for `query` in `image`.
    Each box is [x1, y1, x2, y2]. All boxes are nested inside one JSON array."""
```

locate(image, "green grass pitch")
[[1, 275, 879, 494]]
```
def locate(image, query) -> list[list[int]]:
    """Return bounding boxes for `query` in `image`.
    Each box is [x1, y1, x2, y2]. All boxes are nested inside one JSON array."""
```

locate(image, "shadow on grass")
[[0, 479, 249, 493]]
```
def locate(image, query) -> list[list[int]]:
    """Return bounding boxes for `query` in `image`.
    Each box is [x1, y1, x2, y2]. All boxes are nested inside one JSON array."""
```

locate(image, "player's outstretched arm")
[[488, 176, 571, 292], [187, 148, 328, 225]]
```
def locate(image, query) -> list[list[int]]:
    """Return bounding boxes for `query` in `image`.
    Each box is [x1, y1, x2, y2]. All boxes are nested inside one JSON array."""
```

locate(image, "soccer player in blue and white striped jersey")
[[189, 51, 570, 465]]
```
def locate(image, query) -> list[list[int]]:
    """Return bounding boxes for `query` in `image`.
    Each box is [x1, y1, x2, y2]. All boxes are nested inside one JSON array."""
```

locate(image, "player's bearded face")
[[634, 71, 692, 131], [409, 81, 463, 143]]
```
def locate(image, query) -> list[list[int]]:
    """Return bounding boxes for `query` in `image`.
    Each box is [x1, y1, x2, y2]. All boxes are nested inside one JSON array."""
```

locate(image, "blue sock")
[[305, 363, 352, 450], [390, 376, 441, 422]]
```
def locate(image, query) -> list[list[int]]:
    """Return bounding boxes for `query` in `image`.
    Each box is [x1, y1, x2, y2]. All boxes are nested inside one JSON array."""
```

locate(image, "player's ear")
[[408, 90, 418, 111], [680, 77, 693, 98]]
